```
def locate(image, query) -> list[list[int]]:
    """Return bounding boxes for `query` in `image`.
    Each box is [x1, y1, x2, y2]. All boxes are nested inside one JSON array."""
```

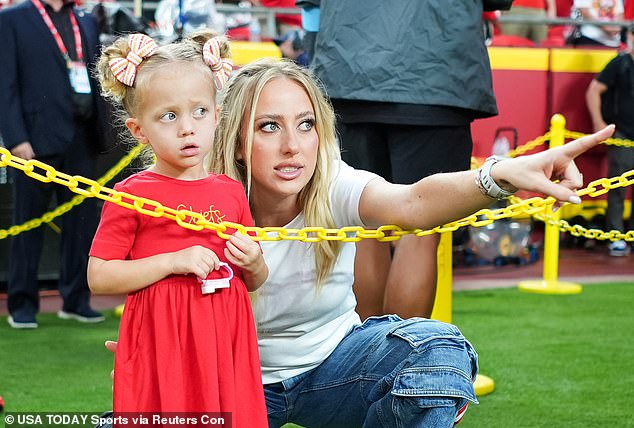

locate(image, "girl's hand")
[[170, 245, 220, 280], [225, 232, 268, 290], [492, 125, 614, 204], [224, 232, 263, 270]]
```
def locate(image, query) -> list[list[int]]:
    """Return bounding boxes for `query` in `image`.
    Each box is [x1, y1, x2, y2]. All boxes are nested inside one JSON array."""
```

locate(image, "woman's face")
[[244, 77, 319, 205]]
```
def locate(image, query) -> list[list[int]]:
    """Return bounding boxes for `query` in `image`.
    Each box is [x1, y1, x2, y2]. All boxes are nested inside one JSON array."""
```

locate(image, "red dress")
[[90, 171, 267, 427]]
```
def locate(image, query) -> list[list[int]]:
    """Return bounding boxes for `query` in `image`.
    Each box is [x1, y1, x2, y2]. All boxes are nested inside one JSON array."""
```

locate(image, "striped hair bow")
[[202, 37, 233, 90], [109, 34, 158, 87]]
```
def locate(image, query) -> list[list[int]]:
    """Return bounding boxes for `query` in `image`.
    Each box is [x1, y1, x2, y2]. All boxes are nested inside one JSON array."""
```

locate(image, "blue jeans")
[[265, 315, 478, 428]]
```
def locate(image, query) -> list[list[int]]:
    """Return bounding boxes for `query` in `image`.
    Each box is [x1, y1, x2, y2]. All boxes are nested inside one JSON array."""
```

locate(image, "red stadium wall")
[[471, 48, 550, 159], [548, 49, 618, 185], [472, 46, 618, 185]]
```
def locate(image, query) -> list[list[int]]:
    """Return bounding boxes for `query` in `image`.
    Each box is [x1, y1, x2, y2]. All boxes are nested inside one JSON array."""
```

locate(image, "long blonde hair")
[[210, 59, 342, 286]]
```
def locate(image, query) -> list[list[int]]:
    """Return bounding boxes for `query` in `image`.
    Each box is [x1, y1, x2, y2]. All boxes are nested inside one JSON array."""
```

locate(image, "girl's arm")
[[224, 232, 269, 291], [88, 245, 221, 295], [359, 126, 614, 230]]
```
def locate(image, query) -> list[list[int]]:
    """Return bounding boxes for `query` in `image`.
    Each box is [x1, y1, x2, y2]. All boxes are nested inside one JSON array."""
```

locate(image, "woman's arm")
[[88, 245, 221, 295], [359, 126, 614, 230]]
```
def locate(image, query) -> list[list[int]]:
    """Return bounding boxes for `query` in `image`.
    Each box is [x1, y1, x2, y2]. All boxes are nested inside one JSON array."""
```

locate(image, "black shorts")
[[338, 123, 473, 184]]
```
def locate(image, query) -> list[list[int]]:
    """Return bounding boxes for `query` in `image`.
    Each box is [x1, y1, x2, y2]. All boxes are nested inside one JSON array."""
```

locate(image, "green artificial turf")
[[0, 315, 119, 415], [452, 282, 634, 428], [1, 282, 633, 428]]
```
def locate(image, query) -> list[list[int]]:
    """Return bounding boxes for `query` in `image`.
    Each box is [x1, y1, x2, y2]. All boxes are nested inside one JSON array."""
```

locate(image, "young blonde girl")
[[88, 32, 268, 426]]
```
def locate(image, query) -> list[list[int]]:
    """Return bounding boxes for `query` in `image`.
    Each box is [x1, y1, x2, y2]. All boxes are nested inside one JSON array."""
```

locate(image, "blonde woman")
[[208, 59, 612, 427], [103, 59, 613, 427]]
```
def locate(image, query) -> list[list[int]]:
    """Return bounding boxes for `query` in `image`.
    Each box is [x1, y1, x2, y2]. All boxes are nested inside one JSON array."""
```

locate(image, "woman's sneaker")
[[607, 240, 630, 257]]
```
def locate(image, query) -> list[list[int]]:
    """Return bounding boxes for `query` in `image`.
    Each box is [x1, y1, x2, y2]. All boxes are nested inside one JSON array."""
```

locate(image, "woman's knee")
[[388, 319, 479, 401]]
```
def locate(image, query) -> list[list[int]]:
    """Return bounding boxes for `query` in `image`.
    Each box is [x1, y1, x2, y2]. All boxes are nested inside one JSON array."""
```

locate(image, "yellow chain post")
[[431, 231, 452, 323], [518, 114, 582, 295], [463, 127, 552, 399], [431, 231, 496, 397]]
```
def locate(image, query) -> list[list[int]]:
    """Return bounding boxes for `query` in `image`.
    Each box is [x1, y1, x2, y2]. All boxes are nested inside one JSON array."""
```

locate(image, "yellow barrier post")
[[518, 114, 582, 295], [431, 231, 495, 397], [431, 231, 453, 323]]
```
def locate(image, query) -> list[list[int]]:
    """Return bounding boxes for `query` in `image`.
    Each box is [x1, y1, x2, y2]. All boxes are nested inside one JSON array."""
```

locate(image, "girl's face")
[[126, 64, 218, 180], [244, 77, 319, 206]]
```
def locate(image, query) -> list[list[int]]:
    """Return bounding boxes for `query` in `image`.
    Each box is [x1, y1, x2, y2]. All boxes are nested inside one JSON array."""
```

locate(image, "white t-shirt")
[[254, 160, 379, 384], [573, 0, 624, 47]]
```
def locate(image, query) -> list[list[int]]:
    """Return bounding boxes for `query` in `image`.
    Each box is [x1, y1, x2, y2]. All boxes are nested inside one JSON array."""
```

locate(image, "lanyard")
[[31, 0, 83, 63]]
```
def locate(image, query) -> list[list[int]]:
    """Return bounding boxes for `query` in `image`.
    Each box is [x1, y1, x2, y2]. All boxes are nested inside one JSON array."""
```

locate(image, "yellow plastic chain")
[[503, 131, 634, 242], [506, 132, 550, 158], [565, 131, 634, 148], [517, 169, 634, 242], [0, 144, 143, 240], [1, 132, 633, 242], [492, 130, 634, 161]]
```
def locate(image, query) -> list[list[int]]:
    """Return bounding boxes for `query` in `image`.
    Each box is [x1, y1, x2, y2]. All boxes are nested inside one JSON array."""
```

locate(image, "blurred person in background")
[[247, 0, 300, 35], [273, 28, 309, 66], [500, 0, 557, 44], [0, 0, 110, 328], [311, 0, 506, 320], [295, 0, 318, 63], [569, 0, 624, 47], [626, 0, 634, 18], [585, 24, 634, 256]]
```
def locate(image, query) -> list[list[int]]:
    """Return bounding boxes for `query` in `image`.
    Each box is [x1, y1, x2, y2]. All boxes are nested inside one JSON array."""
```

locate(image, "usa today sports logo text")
[[4, 412, 231, 427]]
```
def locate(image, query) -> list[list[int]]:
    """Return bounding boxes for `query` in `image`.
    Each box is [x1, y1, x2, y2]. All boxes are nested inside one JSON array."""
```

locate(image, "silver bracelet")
[[475, 156, 516, 200]]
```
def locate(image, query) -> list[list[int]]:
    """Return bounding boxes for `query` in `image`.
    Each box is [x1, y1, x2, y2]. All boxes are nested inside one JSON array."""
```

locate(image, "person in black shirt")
[[586, 25, 634, 257], [311, 0, 499, 319]]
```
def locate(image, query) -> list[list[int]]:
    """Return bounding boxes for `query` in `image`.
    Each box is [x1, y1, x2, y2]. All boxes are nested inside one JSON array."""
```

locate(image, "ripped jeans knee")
[[366, 318, 479, 428], [262, 316, 479, 428]]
